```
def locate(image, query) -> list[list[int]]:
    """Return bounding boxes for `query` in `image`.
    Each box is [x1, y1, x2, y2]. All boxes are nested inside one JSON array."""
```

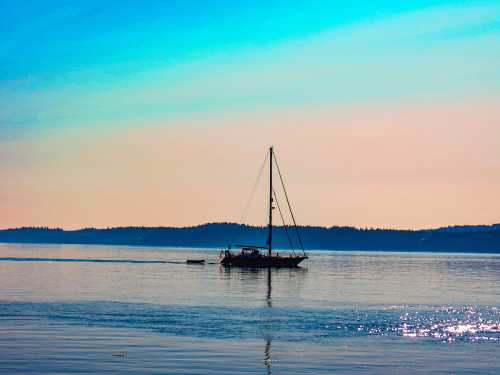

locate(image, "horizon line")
[[2, 221, 500, 232]]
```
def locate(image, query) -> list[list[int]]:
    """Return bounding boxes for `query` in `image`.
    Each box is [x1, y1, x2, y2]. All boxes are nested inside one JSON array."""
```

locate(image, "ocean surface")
[[0, 243, 499, 374]]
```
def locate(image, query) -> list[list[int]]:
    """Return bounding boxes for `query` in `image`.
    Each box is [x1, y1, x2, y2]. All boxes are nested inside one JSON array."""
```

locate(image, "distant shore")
[[1, 223, 500, 253]]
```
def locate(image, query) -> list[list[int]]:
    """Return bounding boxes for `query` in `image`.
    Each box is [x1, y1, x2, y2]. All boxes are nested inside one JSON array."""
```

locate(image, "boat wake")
[[0, 257, 183, 264]]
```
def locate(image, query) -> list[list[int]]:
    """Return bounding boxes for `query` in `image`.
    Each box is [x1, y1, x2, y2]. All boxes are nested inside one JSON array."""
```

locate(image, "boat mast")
[[268, 146, 273, 257]]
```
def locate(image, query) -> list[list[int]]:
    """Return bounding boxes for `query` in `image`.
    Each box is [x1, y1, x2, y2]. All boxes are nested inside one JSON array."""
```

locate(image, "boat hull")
[[221, 255, 307, 268]]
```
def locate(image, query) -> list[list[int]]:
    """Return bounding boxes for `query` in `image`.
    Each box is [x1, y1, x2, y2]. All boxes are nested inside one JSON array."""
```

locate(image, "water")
[[0, 243, 499, 374]]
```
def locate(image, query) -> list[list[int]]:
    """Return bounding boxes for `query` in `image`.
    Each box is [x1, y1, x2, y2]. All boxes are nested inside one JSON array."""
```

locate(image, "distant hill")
[[436, 223, 500, 232], [1, 223, 500, 253]]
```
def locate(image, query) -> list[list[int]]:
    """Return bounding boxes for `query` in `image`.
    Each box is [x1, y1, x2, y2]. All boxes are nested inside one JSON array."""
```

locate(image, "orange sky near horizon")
[[2, 98, 499, 230]]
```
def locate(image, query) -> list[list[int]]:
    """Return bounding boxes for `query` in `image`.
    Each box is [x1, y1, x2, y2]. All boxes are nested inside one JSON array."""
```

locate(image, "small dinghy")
[[186, 259, 205, 264]]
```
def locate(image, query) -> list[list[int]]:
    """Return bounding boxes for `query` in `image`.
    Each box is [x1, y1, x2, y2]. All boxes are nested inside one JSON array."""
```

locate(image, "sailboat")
[[220, 146, 308, 268]]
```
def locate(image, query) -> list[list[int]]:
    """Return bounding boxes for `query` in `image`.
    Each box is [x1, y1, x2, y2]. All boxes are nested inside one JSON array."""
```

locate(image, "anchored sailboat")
[[220, 147, 308, 268]]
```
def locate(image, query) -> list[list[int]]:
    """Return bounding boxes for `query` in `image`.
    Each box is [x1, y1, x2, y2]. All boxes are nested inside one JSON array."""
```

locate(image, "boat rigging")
[[220, 146, 308, 268]]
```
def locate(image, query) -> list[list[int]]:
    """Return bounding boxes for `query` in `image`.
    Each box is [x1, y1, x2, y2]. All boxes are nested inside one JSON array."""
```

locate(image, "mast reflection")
[[219, 265, 307, 374], [266, 267, 272, 308], [264, 267, 272, 374]]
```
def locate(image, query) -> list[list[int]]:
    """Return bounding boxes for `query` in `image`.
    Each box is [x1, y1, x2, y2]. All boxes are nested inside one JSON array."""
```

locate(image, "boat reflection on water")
[[220, 266, 307, 374]]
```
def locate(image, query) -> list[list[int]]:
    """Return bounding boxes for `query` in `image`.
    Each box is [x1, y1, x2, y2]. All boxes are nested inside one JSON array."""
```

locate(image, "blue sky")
[[1, 1, 499, 229], [2, 1, 499, 136]]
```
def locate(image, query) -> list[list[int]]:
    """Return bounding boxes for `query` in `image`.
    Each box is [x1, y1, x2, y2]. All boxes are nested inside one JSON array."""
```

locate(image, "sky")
[[1, 0, 499, 230]]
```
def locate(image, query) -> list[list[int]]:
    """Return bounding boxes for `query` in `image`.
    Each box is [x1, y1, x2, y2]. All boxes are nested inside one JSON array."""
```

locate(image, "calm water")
[[0, 243, 499, 374]]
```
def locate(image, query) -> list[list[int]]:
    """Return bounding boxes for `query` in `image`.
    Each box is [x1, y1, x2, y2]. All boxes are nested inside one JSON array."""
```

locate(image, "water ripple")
[[1, 301, 498, 344]]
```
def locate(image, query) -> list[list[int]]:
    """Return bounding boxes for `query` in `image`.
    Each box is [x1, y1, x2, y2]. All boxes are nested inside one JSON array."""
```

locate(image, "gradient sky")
[[1, 0, 499, 229]]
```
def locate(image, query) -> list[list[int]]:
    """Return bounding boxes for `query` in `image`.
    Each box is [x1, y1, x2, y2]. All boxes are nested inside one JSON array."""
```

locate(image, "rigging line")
[[272, 152, 306, 255], [272, 187, 296, 255], [229, 152, 268, 248]]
